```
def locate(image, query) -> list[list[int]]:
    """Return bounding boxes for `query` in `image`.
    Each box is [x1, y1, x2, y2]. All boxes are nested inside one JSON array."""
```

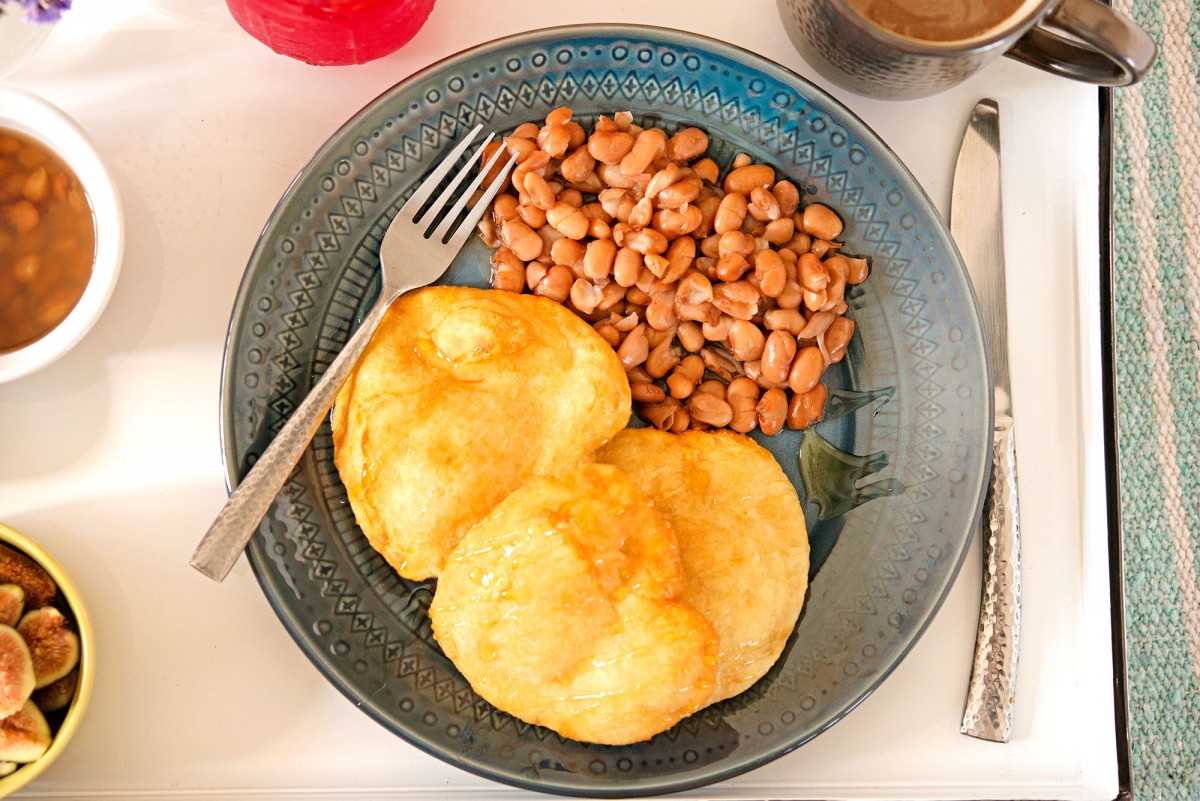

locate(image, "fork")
[[190, 125, 517, 582]]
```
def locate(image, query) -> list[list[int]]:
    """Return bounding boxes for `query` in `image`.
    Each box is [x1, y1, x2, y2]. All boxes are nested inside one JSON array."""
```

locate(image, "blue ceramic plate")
[[220, 25, 990, 797]]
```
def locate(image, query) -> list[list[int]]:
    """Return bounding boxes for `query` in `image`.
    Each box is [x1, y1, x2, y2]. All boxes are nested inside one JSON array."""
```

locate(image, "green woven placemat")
[[1113, 0, 1200, 798]]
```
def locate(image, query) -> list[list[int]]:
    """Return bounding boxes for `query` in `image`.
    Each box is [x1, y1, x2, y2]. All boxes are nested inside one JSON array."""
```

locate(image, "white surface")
[[0, 1, 1116, 799], [0, 11, 53, 81]]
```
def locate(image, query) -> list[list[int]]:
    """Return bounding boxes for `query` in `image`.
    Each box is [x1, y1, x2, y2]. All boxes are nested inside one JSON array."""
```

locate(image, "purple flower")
[[0, 0, 72, 24]]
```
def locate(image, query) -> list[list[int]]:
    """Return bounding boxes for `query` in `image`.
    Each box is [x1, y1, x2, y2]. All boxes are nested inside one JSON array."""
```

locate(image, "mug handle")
[[1005, 0, 1157, 86]]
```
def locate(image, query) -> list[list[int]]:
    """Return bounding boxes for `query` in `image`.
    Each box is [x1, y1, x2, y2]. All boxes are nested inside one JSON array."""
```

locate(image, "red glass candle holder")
[[225, 0, 436, 66]]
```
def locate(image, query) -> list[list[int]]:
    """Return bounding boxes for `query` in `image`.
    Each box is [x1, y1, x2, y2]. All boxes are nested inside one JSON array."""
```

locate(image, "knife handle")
[[961, 419, 1022, 743]]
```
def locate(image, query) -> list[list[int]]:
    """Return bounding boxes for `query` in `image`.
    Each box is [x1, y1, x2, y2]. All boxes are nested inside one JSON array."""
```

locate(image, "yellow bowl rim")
[[0, 522, 94, 797]]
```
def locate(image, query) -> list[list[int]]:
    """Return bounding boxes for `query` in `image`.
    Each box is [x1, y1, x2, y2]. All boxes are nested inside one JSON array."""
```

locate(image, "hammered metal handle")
[[189, 296, 392, 582], [961, 418, 1022, 742]]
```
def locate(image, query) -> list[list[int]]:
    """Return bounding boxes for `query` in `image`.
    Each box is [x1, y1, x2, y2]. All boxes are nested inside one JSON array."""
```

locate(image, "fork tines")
[[403, 125, 517, 248]]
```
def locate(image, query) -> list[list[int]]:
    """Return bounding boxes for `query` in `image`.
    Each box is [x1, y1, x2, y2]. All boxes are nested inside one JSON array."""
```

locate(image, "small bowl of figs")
[[0, 522, 93, 797]]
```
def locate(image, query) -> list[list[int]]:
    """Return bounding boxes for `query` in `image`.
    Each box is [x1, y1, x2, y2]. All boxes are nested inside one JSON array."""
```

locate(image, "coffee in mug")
[[844, 0, 1026, 43], [778, 0, 1157, 100]]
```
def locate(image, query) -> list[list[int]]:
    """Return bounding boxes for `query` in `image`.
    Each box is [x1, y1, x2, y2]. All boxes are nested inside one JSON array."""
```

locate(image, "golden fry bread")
[[332, 286, 630, 581], [596, 428, 809, 703], [430, 464, 719, 745]]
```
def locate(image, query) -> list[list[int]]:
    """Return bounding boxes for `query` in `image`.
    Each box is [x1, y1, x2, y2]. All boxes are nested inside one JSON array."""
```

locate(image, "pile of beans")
[[476, 108, 869, 436]]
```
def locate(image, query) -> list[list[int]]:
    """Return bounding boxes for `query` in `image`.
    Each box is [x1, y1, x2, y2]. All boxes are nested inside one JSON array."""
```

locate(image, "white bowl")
[[0, 86, 123, 384]]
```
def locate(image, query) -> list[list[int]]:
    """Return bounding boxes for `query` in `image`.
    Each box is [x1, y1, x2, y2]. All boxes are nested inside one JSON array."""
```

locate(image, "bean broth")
[[0, 128, 96, 353]]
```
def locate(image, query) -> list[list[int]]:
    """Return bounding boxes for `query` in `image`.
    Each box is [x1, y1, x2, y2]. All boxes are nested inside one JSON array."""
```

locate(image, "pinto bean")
[[676, 321, 704, 352], [763, 217, 795, 245], [662, 236, 696, 283], [560, 146, 597, 184], [646, 163, 682, 199], [652, 205, 703, 238], [490, 247, 525, 293], [614, 224, 669, 255], [714, 192, 748, 235], [688, 392, 734, 428], [570, 278, 603, 314], [666, 353, 705, 399], [546, 202, 590, 240], [534, 264, 573, 302], [617, 323, 650, 370], [761, 330, 797, 385], [578, 238, 615, 280], [798, 252, 829, 292], [756, 388, 788, 435], [787, 381, 829, 429], [521, 170, 556, 210], [631, 381, 667, 404], [846, 255, 870, 284], [801, 203, 843, 241], [711, 280, 760, 320], [754, 248, 787, 298], [620, 128, 668, 176], [723, 164, 774, 195], [747, 186, 781, 221], [714, 253, 750, 283], [675, 270, 714, 306], [588, 130, 636, 165], [641, 397, 683, 430], [666, 127, 709, 162], [501, 218, 543, 261], [656, 177, 703, 209], [728, 320, 766, 362], [824, 315, 855, 363], [689, 157, 720, 184], [701, 313, 735, 343], [646, 337, 681, 377], [787, 345, 825, 394], [772, 180, 801, 218], [612, 246, 643, 287]]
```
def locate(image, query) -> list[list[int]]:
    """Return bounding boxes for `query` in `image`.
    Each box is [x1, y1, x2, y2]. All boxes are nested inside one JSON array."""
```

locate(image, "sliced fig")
[[0, 761, 17, 777], [0, 544, 55, 609], [32, 668, 78, 713], [0, 700, 51, 763], [15, 608, 78, 690], [0, 625, 35, 719], [0, 584, 25, 628]]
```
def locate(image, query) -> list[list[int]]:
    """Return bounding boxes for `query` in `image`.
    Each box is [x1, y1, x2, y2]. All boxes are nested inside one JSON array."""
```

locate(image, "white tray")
[[0, 1, 1117, 798]]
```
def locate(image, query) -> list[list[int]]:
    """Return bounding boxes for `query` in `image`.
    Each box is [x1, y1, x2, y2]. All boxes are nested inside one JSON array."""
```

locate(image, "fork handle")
[[190, 294, 395, 582]]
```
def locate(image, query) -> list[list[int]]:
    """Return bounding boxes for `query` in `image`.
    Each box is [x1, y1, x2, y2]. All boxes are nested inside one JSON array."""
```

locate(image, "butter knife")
[[951, 98, 1023, 743]]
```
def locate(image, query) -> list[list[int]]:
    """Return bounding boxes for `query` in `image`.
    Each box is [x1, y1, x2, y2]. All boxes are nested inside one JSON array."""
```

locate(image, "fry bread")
[[430, 464, 719, 745], [332, 286, 630, 580], [597, 428, 809, 703]]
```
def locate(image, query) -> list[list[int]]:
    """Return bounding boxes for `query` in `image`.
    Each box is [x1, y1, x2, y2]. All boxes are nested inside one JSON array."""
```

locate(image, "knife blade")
[[951, 98, 1023, 744]]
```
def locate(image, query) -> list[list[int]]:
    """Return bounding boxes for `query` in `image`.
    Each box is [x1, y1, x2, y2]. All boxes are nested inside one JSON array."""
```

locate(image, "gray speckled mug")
[[778, 0, 1157, 100]]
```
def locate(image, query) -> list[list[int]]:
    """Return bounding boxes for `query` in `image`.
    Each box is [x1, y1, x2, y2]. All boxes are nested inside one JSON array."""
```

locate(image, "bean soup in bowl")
[[0, 86, 122, 384]]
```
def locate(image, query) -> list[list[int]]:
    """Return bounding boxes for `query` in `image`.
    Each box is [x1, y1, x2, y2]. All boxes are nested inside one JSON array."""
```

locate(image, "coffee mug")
[[777, 0, 1158, 100]]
